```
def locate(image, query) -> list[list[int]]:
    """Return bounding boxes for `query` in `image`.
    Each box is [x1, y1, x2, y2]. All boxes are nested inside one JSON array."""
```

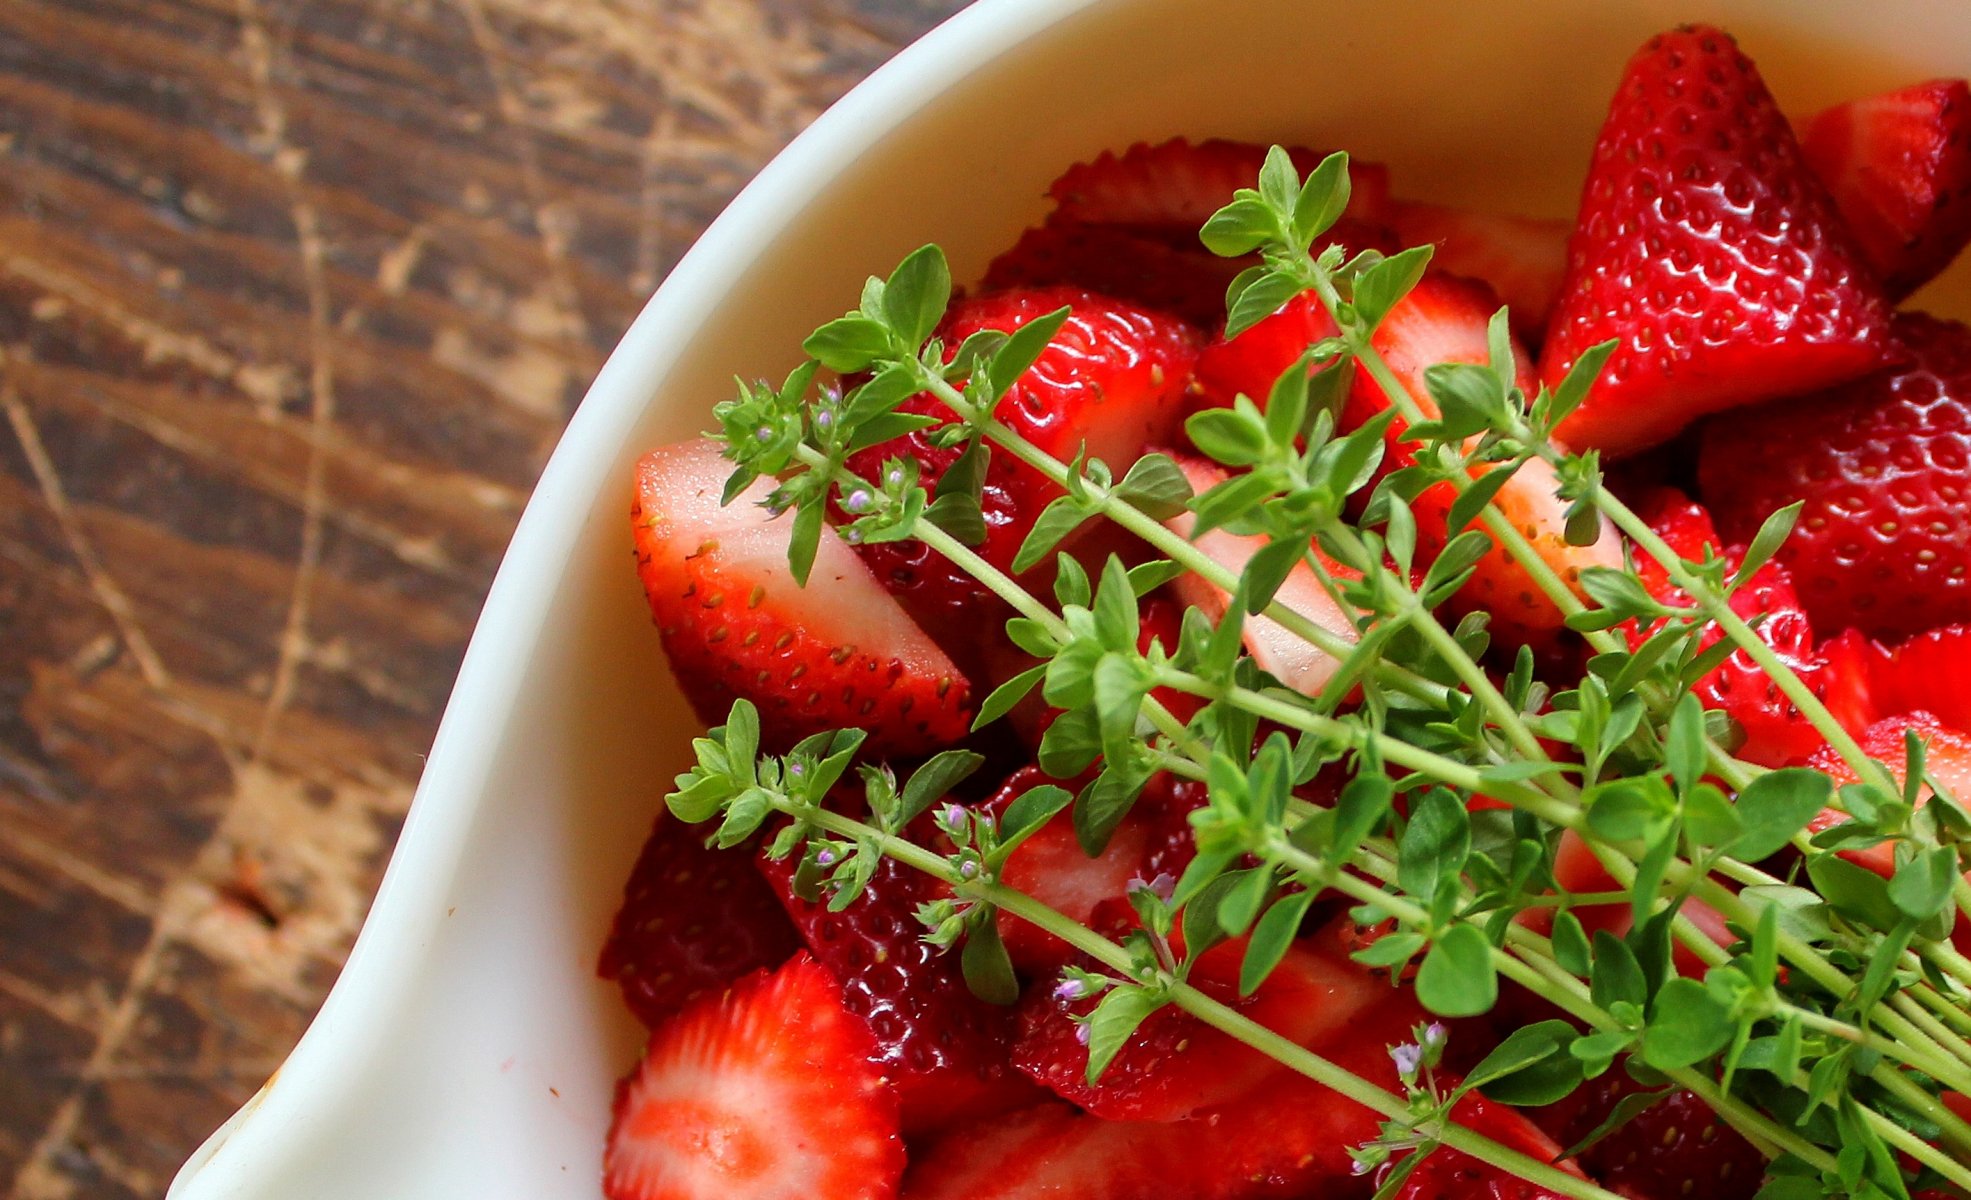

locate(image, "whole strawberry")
[[1541, 25, 1891, 456], [1699, 312, 1971, 638]]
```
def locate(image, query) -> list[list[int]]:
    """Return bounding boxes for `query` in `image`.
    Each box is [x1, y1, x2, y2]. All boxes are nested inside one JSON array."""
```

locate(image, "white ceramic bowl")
[[168, 2, 1971, 1196]]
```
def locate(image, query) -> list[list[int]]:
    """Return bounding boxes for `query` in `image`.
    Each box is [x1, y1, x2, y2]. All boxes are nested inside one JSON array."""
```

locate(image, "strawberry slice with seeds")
[[603, 953, 903, 1200], [1698, 312, 1971, 640], [845, 289, 1198, 664], [1540, 25, 1892, 456], [1533, 1068, 1765, 1200], [1382, 1090, 1584, 1200], [598, 816, 800, 1027], [1046, 137, 1392, 234], [1625, 488, 1833, 767], [983, 222, 1247, 328], [1386, 201, 1570, 341], [1011, 915, 1379, 1121], [756, 842, 1043, 1134], [1808, 711, 1971, 879], [634, 438, 972, 754], [1802, 79, 1971, 299]]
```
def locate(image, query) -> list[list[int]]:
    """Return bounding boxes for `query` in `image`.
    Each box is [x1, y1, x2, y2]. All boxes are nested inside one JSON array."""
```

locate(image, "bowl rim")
[[167, 0, 1111, 1192]]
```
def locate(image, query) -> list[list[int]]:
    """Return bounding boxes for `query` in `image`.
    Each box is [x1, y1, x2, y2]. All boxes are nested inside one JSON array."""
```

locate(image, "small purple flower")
[[755, 424, 774, 442], [1350, 1157, 1374, 1178], [885, 465, 905, 488], [941, 802, 967, 828], [1054, 978, 1088, 1003], [1390, 1041, 1424, 1081], [1075, 1022, 1091, 1046], [1421, 1022, 1448, 1053], [844, 488, 873, 514], [814, 409, 834, 430], [844, 527, 863, 545], [788, 762, 805, 778], [1127, 872, 1177, 902], [958, 860, 979, 880], [814, 847, 837, 867]]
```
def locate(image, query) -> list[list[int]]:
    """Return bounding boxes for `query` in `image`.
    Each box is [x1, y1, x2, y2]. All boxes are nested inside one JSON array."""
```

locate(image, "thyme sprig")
[[669, 147, 1971, 1198]]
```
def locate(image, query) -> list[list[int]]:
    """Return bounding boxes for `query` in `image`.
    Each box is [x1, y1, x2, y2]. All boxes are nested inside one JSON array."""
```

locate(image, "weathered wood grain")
[[0, 0, 968, 1194]]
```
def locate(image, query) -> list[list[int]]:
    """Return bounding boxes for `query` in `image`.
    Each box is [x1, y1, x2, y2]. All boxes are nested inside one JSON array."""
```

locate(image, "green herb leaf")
[[1416, 922, 1498, 1017]]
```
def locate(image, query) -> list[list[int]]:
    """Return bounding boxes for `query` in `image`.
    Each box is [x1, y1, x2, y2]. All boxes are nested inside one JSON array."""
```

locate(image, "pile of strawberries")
[[608, 24, 1971, 1200]]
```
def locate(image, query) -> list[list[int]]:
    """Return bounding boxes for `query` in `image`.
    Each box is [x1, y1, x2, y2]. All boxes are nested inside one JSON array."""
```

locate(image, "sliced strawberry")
[[1386, 201, 1570, 341], [1698, 312, 1971, 639], [1012, 920, 1379, 1121], [1801, 79, 1971, 299], [1192, 290, 1339, 410], [845, 289, 1199, 660], [604, 954, 903, 1200], [598, 816, 800, 1027], [1808, 711, 1971, 878], [756, 844, 1041, 1134], [1624, 488, 1830, 766], [979, 765, 1204, 974], [1540, 25, 1892, 456], [1047, 137, 1391, 234], [982, 222, 1246, 328], [633, 438, 972, 754], [1382, 1090, 1583, 1200], [1164, 451, 1362, 695], [1347, 273, 1621, 641], [1547, 829, 1735, 976], [1863, 625, 1971, 733], [1534, 1068, 1766, 1200]]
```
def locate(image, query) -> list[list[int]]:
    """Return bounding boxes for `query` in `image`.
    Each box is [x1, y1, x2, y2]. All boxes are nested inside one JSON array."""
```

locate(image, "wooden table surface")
[[0, 1, 967, 1193]]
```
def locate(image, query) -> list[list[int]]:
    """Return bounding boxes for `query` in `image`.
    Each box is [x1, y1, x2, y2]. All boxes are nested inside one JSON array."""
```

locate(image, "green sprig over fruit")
[[673, 147, 1971, 1199]]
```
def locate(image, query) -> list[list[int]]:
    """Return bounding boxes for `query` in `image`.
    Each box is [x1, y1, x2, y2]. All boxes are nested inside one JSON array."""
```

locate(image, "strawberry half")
[[845, 289, 1199, 662], [1625, 488, 1833, 767], [1808, 711, 1971, 879], [1540, 25, 1892, 456], [1011, 913, 1378, 1122], [1534, 1068, 1765, 1200], [1165, 451, 1362, 695], [1802, 79, 1971, 299], [634, 438, 972, 754], [598, 815, 800, 1027], [983, 222, 1246, 328], [1046, 137, 1392, 234], [756, 843, 1042, 1134], [604, 954, 903, 1200], [1698, 311, 1971, 639], [1862, 624, 1971, 733], [1385, 201, 1570, 342], [979, 765, 1204, 974]]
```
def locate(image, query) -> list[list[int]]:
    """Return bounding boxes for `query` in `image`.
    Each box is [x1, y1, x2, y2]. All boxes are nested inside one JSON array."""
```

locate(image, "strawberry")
[[1165, 451, 1363, 695], [1382, 1090, 1583, 1200], [1346, 273, 1621, 641], [1625, 488, 1832, 766], [1540, 25, 1892, 457], [1861, 625, 1971, 733], [756, 843, 1042, 1134], [633, 438, 972, 754], [1386, 201, 1570, 341], [1192, 291, 1338, 409], [1534, 1069, 1765, 1200], [1808, 711, 1971, 878], [1011, 918, 1378, 1121], [1699, 312, 1971, 639], [1801, 79, 1971, 299], [597, 815, 800, 1027], [845, 289, 1199, 659], [982, 222, 1246, 328], [1545, 828, 1736, 976], [979, 765, 1204, 974], [1046, 137, 1391, 234], [603, 954, 903, 1200]]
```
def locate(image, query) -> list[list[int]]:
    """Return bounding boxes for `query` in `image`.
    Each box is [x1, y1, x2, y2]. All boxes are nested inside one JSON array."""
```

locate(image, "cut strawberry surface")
[[1625, 488, 1834, 767], [756, 843, 1041, 1134], [1808, 712, 1971, 878], [1047, 137, 1391, 234], [1547, 828, 1736, 976], [977, 764, 1204, 974], [1862, 624, 1971, 733], [1385, 201, 1570, 341], [1699, 311, 1971, 639], [1534, 1069, 1765, 1200], [1346, 273, 1621, 640], [633, 438, 972, 754], [1192, 291, 1340, 411], [604, 954, 903, 1200], [1166, 452, 1362, 696], [1541, 25, 1892, 456], [1012, 923, 1377, 1122], [598, 815, 800, 1027], [1802, 79, 1971, 299], [845, 288, 1199, 659]]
